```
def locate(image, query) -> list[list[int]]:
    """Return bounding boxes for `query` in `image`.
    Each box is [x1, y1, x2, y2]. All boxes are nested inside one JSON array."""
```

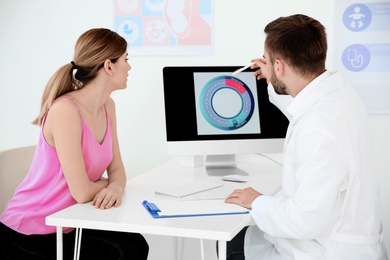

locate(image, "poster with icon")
[[113, 0, 214, 56], [335, 0, 390, 114]]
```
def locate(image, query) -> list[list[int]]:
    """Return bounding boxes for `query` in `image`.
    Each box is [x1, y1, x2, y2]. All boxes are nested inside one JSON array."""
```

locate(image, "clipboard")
[[142, 199, 250, 218]]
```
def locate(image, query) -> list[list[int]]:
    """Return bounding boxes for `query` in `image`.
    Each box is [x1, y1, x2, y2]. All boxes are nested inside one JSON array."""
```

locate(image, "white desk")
[[46, 153, 283, 260]]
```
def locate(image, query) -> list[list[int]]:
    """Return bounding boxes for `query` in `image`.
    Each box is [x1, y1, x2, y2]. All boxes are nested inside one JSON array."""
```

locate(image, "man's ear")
[[103, 59, 113, 76], [274, 59, 284, 77]]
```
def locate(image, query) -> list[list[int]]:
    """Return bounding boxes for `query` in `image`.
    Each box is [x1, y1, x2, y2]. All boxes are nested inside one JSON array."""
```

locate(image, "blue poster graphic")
[[343, 4, 372, 31], [113, 0, 214, 56], [335, 0, 390, 114]]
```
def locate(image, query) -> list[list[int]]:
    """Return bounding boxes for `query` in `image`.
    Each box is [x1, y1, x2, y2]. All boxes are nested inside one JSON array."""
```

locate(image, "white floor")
[[145, 235, 219, 260]]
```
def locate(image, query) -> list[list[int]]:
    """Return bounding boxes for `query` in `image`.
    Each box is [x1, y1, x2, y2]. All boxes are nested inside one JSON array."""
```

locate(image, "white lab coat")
[[244, 71, 388, 259]]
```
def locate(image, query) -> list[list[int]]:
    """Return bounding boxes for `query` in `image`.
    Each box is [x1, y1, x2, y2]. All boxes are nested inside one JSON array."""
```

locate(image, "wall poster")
[[335, 0, 390, 114], [113, 0, 214, 56]]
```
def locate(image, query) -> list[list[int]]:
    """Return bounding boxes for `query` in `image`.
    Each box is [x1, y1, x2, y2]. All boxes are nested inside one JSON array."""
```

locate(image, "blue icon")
[[342, 44, 371, 72], [343, 4, 372, 32], [123, 24, 133, 35]]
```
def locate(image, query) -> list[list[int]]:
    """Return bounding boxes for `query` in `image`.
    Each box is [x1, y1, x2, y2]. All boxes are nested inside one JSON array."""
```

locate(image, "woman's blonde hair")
[[32, 28, 127, 126]]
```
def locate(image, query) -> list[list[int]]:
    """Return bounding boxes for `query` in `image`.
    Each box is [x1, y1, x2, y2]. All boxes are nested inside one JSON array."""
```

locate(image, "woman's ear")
[[103, 59, 113, 76]]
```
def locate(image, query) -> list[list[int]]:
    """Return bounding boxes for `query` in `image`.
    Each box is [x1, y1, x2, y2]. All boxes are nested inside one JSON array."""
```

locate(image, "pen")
[[232, 62, 255, 76]]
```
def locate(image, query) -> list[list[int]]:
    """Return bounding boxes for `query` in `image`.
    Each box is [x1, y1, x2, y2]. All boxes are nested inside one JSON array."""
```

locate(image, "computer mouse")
[[220, 174, 248, 183]]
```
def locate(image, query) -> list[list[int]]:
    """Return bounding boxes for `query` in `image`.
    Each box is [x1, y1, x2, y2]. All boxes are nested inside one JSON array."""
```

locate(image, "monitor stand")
[[205, 154, 249, 177]]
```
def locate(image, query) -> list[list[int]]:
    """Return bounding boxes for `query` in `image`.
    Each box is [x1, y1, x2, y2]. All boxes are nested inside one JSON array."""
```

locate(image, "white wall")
[[1, 1, 389, 259]]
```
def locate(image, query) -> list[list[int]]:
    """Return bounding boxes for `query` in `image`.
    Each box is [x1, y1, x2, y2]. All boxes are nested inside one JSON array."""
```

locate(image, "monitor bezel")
[[162, 65, 288, 155]]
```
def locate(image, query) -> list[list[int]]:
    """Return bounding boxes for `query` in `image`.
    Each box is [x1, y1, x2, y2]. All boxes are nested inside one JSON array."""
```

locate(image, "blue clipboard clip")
[[142, 200, 161, 218]]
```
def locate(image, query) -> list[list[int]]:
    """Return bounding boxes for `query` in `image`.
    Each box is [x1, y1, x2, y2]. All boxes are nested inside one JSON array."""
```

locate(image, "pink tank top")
[[0, 96, 113, 234]]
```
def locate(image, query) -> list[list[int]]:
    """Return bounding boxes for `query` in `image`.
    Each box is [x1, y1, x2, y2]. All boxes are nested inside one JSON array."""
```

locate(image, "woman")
[[0, 28, 149, 259]]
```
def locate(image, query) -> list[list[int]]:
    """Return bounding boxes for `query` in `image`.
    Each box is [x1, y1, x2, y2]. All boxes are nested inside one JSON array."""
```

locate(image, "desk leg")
[[74, 228, 83, 260], [218, 240, 226, 260], [56, 226, 63, 260], [200, 239, 205, 260], [175, 237, 184, 260]]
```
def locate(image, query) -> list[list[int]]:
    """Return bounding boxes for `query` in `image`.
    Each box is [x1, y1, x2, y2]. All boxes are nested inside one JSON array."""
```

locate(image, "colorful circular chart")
[[199, 76, 255, 131]]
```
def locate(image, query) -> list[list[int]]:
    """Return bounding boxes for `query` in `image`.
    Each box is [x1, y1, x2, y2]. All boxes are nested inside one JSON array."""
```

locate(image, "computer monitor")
[[162, 66, 289, 176]]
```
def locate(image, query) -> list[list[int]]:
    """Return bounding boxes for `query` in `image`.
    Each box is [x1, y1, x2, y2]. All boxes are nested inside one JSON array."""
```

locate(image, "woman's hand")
[[92, 179, 123, 209]]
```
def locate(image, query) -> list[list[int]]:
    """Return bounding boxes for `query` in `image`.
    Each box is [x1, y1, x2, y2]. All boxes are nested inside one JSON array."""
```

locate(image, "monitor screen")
[[162, 66, 289, 176]]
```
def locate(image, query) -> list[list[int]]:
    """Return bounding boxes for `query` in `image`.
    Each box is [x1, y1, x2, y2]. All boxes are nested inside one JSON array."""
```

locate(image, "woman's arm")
[[44, 99, 109, 203], [92, 97, 127, 209]]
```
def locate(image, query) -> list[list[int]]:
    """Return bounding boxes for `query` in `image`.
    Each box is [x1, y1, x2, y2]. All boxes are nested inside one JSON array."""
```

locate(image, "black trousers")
[[0, 222, 149, 260], [217, 226, 248, 260]]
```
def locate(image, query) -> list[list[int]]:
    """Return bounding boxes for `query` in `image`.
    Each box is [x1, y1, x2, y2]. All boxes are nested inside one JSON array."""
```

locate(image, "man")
[[225, 14, 388, 259]]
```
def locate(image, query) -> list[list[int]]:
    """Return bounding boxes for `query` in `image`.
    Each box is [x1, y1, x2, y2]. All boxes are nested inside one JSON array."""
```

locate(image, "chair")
[[0, 145, 36, 214]]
